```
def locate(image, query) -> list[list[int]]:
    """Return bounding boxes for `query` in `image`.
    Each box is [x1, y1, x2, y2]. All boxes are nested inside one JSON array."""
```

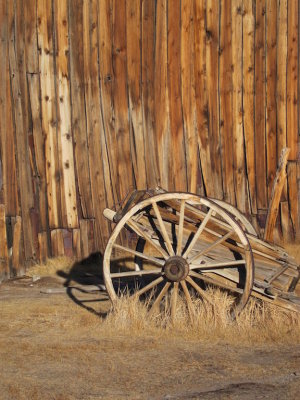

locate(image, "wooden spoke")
[[149, 281, 171, 316], [110, 269, 161, 278], [180, 280, 195, 321], [135, 276, 164, 297], [103, 192, 254, 313], [176, 199, 185, 255], [152, 201, 175, 256], [188, 230, 234, 263], [190, 259, 246, 271], [113, 243, 164, 266], [171, 282, 179, 322], [127, 218, 169, 260], [186, 276, 212, 304], [182, 208, 214, 258], [189, 270, 243, 294]]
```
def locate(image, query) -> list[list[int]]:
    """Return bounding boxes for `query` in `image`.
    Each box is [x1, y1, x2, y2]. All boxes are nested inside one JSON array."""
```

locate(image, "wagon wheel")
[[103, 193, 254, 318]]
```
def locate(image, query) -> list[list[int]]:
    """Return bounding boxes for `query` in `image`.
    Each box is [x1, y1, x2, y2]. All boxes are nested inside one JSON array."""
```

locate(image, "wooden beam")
[[264, 148, 290, 242]]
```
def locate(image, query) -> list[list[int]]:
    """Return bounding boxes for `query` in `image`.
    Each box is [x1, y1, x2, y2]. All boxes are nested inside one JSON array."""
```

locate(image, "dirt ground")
[[1, 266, 300, 400]]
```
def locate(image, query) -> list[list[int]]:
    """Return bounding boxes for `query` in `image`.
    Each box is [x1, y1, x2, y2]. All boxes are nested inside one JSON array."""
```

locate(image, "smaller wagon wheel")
[[103, 193, 254, 318]]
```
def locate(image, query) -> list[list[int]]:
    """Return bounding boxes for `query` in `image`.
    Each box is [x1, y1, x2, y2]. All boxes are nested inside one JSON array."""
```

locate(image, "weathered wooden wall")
[[0, 0, 299, 279]]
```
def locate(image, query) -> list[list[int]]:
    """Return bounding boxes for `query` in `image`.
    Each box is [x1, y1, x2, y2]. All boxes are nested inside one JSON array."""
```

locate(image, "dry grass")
[[22, 241, 300, 346], [26, 256, 75, 277], [102, 288, 300, 345]]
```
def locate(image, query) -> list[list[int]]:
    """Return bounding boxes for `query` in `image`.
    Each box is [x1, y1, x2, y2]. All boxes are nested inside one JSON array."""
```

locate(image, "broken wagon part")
[[102, 189, 300, 317], [264, 147, 290, 242], [103, 188, 300, 318]]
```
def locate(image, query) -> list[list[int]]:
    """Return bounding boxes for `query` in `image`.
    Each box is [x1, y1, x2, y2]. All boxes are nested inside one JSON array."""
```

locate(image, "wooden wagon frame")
[[103, 188, 300, 318]]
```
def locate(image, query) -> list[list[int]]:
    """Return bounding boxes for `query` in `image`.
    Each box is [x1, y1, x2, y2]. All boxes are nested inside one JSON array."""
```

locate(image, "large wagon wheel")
[[103, 193, 254, 318]]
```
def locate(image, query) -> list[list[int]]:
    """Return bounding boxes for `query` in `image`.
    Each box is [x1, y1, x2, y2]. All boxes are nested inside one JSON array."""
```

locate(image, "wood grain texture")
[[194, 0, 214, 197], [232, 0, 249, 214], [0, 1, 19, 216], [265, 0, 277, 201], [219, 0, 235, 205], [255, 0, 267, 210], [55, 0, 78, 228], [1, 0, 300, 276], [141, 0, 159, 189], [12, 216, 22, 275], [0, 205, 9, 280], [276, 0, 288, 201], [83, 0, 110, 248], [112, 0, 134, 199], [206, 0, 223, 199], [167, 0, 187, 191], [243, 0, 256, 214], [181, 0, 198, 193], [154, 0, 170, 189], [9, 0, 35, 261], [69, 0, 94, 219], [286, 0, 298, 161], [264, 148, 290, 242], [38, 0, 62, 228], [126, 0, 146, 189]]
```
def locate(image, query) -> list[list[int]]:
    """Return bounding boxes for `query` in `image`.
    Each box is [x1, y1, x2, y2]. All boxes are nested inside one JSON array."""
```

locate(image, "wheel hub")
[[164, 256, 189, 282]]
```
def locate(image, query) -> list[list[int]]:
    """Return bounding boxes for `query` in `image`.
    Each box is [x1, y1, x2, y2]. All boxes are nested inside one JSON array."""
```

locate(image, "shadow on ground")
[[57, 252, 110, 317]]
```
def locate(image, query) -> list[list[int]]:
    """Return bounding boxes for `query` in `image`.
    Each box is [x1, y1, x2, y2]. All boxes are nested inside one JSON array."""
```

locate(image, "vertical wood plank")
[[38, 231, 49, 263], [194, 0, 214, 197], [62, 229, 73, 258], [0, 205, 9, 280], [83, 0, 110, 249], [181, 0, 198, 193], [287, 162, 299, 238], [276, 0, 288, 200], [168, 0, 186, 191], [9, 0, 35, 261], [38, 0, 62, 228], [232, 0, 249, 214], [280, 200, 294, 242], [72, 228, 81, 260], [154, 0, 170, 189], [255, 0, 268, 209], [79, 219, 89, 259], [266, 0, 278, 200], [51, 229, 65, 257], [286, 0, 298, 161], [25, 0, 39, 73], [243, 0, 257, 214], [69, 0, 94, 219], [112, 0, 134, 199], [12, 216, 22, 275], [98, 0, 119, 205], [54, 0, 78, 228], [141, 0, 159, 188], [219, 0, 235, 205], [0, 0, 19, 216], [206, 0, 223, 199], [126, 0, 147, 189], [27, 74, 48, 231]]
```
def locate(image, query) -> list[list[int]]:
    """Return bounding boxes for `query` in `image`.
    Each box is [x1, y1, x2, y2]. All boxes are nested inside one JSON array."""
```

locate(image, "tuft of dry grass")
[[26, 256, 75, 277], [102, 288, 300, 345]]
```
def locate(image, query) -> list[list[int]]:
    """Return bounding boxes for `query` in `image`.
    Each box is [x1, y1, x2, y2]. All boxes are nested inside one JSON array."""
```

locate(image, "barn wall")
[[0, 0, 299, 278]]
